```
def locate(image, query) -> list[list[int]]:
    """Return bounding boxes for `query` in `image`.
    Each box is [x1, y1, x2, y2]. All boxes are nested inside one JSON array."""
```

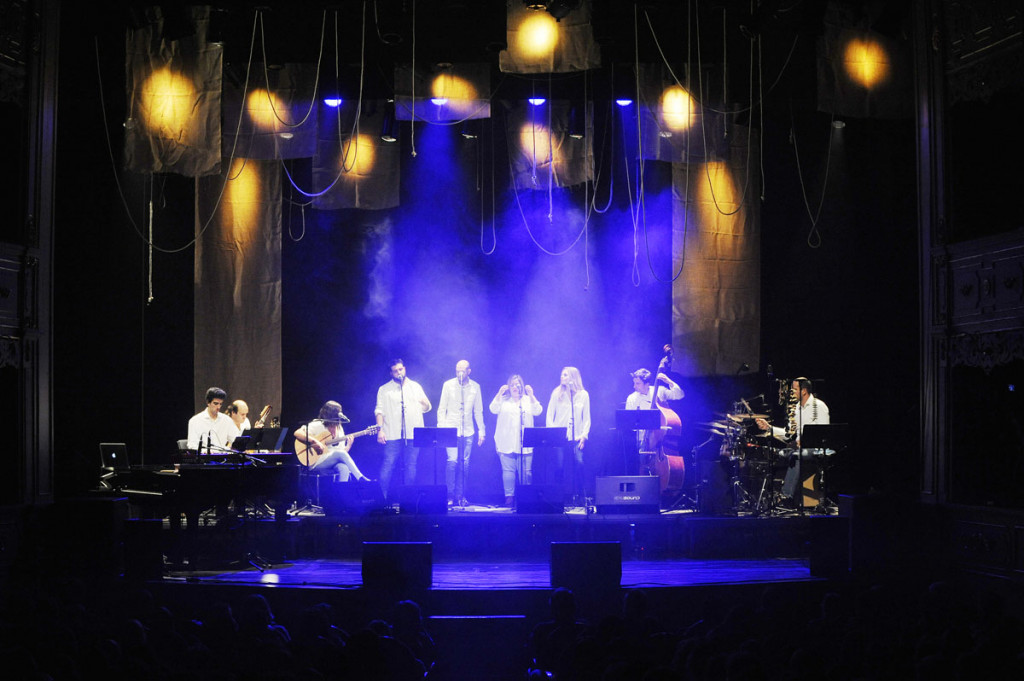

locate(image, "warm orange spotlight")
[[430, 72, 479, 103], [516, 12, 559, 60], [139, 66, 197, 138], [696, 161, 742, 223], [843, 38, 889, 88], [340, 133, 377, 176], [518, 122, 561, 167], [660, 85, 697, 133], [224, 158, 262, 230], [246, 88, 291, 132]]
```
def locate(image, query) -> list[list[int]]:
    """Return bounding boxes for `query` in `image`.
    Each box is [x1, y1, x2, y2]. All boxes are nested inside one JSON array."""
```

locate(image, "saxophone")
[[784, 383, 798, 442]]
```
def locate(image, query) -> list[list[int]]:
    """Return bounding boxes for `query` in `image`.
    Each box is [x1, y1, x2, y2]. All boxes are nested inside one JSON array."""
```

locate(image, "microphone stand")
[[518, 395, 525, 492], [568, 386, 579, 507], [459, 378, 467, 504]]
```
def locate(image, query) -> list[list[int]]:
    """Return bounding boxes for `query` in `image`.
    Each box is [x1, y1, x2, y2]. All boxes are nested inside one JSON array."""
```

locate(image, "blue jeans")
[[380, 439, 418, 501], [554, 441, 585, 501], [445, 436, 473, 501]]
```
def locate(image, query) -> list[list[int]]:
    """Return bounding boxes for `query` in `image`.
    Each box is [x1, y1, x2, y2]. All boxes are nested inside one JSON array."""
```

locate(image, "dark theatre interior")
[[2, 0, 1024, 679]]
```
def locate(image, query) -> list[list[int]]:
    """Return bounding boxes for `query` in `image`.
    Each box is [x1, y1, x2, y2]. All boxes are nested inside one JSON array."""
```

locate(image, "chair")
[[293, 466, 344, 515]]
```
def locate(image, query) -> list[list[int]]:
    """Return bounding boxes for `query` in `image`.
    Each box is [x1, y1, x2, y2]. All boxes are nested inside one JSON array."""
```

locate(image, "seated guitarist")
[[294, 401, 372, 481]]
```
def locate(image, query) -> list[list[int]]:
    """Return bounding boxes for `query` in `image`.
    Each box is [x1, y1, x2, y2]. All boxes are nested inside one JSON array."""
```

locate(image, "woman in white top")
[[490, 374, 543, 507], [546, 366, 591, 505]]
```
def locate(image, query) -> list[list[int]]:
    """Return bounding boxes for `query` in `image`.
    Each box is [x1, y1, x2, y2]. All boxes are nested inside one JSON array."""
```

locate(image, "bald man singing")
[[437, 359, 486, 507]]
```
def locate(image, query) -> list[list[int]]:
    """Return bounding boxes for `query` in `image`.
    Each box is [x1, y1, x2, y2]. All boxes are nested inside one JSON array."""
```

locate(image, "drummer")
[[754, 377, 830, 504], [754, 377, 829, 445]]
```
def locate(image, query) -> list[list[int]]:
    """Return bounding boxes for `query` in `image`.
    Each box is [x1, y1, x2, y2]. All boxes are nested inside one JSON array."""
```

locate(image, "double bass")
[[647, 345, 686, 493]]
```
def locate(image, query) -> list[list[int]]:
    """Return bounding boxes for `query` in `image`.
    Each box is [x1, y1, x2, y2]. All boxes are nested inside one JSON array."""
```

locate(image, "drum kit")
[[697, 399, 829, 516]]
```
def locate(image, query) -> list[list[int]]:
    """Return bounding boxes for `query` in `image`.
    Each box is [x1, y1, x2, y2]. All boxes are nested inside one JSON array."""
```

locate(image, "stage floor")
[[165, 556, 816, 590]]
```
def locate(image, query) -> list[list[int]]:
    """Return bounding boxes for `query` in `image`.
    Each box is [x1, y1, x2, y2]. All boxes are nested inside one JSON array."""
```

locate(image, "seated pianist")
[[186, 387, 237, 455]]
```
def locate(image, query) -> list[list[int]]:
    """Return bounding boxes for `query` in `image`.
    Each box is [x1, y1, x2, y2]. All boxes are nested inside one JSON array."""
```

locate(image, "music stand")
[[800, 424, 849, 451], [413, 427, 458, 485], [614, 409, 662, 433], [615, 409, 662, 475], [522, 427, 566, 449], [801, 423, 849, 512], [523, 427, 569, 492]]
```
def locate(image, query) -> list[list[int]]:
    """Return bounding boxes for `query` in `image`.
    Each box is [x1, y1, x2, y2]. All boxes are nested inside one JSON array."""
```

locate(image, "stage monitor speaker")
[[322, 479, 387, 515], [550, 541, 621, 593], [517, 484, 563, 514], [594, 476, 660, 514], [399, 485, 448, 514], [362, 542, 432, 593]]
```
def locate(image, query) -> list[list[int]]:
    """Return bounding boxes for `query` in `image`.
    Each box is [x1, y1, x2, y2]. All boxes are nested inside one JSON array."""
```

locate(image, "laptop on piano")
[[99, 442, 131, 471]]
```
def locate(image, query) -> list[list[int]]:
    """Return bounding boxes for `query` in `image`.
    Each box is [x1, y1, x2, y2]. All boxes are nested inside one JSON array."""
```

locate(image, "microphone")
[[333, 412, 351, 424], [767, 364, 774, 379], [736, 362, 750, 375], [457, 370, 466, 382]]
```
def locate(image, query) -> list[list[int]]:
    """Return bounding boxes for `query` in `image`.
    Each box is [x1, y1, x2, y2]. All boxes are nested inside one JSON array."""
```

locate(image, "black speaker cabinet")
[[594, 476, 660, 514], [362, 542, 433, 593], [550, 541, 621, 593], [517, 484, 564, 514], [399, 485, 448, 514], [322, 479, 386, 515]]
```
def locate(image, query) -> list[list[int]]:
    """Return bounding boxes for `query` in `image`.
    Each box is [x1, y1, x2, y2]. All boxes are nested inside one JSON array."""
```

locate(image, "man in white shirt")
[[375, 358, 432, 502], [755, 377, 831, 505], [624, 368, 684, 473], [437, 359, 486, 507], [186, 387, 236, 452]]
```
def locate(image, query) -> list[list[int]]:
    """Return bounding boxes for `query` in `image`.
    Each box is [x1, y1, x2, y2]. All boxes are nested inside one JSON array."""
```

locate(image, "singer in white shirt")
[[374, 359, 432, 501], [437, 360, 485, 507], [546, 366, 591, 504], [186, 387, 237, 451], [490, 374, 543, 507]]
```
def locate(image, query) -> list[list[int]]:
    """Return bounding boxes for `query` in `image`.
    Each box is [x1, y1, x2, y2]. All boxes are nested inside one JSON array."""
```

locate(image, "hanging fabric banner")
[[195, 158, 283, 415], [506, 100, 593, 191], [312, 101, 401, 210], [221, 63, 320, 160], [394, 63, 491, 122], [124, 6, 222, 176], [499, 1, 601, 74], [816, 2, 912, 120], [636, 64, 722, 164], [671, 125, 761, 377]]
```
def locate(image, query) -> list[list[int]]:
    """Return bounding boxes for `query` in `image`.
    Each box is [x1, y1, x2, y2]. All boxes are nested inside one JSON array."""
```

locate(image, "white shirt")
[[546, 387, 591, 442], [771, 396, 830, 442], [375, 378, 431, 441], [490, 394, 543, 454], [437, 378, 485, 438], [225, 417, 252, 443], [624, 383, 684, 410], [186, 410, 237, 451]]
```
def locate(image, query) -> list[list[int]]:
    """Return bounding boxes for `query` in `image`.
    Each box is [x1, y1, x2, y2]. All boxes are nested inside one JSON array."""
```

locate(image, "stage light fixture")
[[544, 0, 581, 22], [615, 98, 633, 107], [324, 97, 343, 108], [528, 97, 546, 106], [832, 120, 846, 129]]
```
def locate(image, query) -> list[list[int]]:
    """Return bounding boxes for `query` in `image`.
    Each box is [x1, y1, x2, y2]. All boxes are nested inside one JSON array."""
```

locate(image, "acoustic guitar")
[[295, 425, 379, 467]]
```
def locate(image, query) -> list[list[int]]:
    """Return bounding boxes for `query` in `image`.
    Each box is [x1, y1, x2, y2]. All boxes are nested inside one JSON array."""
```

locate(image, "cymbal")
[[727, 413, 768, 421], [699, 421, 734, 430]]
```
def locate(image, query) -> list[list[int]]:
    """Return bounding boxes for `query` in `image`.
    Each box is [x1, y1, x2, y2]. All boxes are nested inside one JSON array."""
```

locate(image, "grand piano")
[[110, 458, 301, 529]]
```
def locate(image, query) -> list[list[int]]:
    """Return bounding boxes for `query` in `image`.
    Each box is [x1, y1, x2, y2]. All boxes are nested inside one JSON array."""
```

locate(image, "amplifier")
[[594, 476, 660, 514]]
